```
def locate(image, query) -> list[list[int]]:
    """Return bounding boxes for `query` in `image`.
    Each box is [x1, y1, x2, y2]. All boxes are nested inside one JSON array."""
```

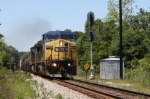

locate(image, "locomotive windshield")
[[46, 34, 59, 39], [45, 31, 76, 42], [60, 34, 74, 40]]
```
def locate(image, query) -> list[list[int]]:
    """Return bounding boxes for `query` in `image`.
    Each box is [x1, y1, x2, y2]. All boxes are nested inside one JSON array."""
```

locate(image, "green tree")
[[64, 29, 72, 32], [109, 8, 150, 68], [0, 34, 6, 66], [73, 31, 84, 40], [1, 45, 19, 68], [106, 0, 135, 22]]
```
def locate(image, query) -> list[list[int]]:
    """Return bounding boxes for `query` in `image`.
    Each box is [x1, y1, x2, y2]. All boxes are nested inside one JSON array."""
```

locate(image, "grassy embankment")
[[75, 67, 150, 94], [0, 66, 37, 99]]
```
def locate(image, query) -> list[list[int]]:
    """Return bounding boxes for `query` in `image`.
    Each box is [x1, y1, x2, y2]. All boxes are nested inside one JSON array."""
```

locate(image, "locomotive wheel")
[[31, 65, 34, 73], [38, 64, 45, 74], [32, 65, 36, 73]]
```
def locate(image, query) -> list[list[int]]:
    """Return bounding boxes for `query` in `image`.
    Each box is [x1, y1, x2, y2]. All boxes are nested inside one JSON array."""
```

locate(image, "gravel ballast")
[[29, 74, 94, 99]]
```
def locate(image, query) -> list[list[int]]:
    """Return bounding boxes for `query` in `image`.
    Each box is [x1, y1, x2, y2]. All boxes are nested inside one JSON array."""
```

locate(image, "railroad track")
[[52, 79, 150, 99]]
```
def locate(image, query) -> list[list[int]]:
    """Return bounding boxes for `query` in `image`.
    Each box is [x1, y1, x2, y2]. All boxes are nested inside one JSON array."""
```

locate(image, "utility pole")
[[10, 63, 11, 70], [119, 0, 123, 79]]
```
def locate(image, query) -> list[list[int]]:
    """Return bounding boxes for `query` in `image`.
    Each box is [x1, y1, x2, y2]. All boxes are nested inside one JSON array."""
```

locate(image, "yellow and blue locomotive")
[[21, 30, 77, 77]]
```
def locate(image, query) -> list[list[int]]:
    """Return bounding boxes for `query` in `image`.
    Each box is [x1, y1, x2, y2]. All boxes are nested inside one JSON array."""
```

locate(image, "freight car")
[[20, 30, 77, 78]]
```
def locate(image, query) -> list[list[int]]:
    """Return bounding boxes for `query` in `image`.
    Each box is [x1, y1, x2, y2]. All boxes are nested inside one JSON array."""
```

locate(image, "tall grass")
[[8, 72, 37, 99], [0, 66, 14, 99], [0, 67, 37, 99], [125, 57, 150, 87], [125, 68, 150, 87]]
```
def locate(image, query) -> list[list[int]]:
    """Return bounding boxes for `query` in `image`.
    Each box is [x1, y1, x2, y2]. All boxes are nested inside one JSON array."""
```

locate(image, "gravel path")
[[29, 74, 94, 99]]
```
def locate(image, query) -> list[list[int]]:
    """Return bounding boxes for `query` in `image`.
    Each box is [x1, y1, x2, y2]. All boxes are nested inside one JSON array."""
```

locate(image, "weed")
[[55, 93, 63, 99], [48, 91, 54, 97]]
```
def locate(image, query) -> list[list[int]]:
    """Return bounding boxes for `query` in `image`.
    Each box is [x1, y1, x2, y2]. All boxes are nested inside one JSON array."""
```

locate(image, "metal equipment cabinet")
[[100, 56, 124, 79]]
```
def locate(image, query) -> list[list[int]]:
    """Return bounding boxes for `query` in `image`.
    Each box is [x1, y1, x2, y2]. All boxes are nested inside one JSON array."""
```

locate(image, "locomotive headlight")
[[59, 41, 63, 46], [53, 63, 57, 67], [68, 63, 71, 66]]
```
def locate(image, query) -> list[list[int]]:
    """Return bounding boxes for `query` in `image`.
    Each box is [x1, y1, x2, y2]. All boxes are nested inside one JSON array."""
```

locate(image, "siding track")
[[53, 79, 150, 99]]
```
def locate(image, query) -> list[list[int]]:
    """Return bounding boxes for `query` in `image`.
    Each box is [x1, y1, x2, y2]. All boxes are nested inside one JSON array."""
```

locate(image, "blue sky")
[[0, 0, 149, 52]]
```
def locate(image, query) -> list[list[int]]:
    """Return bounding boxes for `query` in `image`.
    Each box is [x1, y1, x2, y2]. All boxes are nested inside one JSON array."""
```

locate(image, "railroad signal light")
[[90, 32, 94, 42], [89, 14, 94, 25], [88, 29, 94, 42], [87, 11, 95, 26]]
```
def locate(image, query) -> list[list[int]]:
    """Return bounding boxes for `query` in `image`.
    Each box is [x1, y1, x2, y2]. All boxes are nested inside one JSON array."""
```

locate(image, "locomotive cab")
[[44, 31, 77, 77]]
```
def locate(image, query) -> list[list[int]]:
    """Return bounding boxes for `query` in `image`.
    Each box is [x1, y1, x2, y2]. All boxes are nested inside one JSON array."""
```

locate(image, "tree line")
[[0, 33, 29, 69]]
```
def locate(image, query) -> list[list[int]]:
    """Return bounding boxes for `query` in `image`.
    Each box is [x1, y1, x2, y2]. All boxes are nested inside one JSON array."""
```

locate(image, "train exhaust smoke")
[[7, 18, 52, 52]]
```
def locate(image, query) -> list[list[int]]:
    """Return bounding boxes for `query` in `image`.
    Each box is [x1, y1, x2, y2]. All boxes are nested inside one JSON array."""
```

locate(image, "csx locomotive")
[[20, 31, 77, 78]]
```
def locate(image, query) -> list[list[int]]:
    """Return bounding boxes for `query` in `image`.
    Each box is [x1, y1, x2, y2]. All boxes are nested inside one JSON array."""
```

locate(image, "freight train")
[[20, 30, 77, 78]]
